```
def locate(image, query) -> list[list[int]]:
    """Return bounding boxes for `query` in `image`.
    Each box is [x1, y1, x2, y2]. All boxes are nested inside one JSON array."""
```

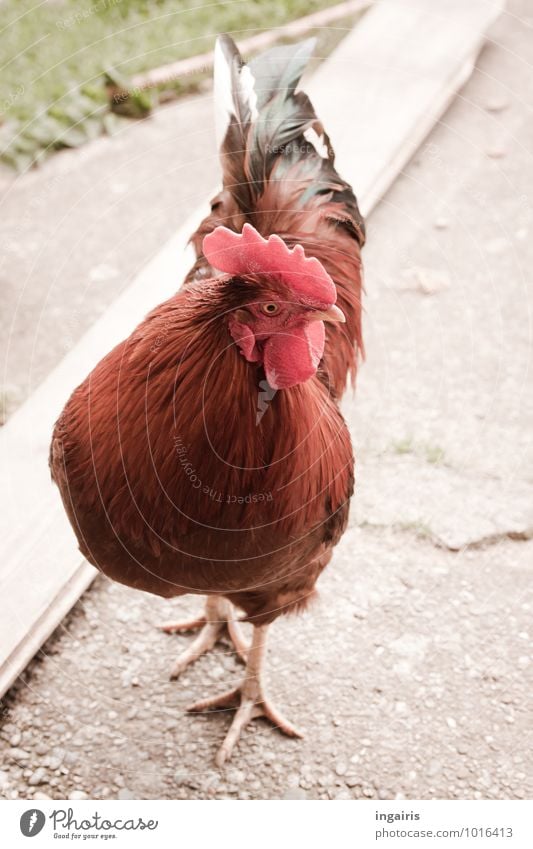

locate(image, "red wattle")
[[263, 321, 325, 389]]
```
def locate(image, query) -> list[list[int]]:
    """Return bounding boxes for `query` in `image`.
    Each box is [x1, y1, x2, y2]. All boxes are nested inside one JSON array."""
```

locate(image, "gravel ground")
[[0, 532, 531, 801], [1, 3, 532, 800]]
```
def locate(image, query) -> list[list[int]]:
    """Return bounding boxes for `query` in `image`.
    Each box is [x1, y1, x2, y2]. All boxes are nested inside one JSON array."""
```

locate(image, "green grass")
[[391, 437, 446, 466], [424, 444, 445, 465], [0, 0, 352, 171], [392, 437, 415, 455], [397, 521, 434, 541]]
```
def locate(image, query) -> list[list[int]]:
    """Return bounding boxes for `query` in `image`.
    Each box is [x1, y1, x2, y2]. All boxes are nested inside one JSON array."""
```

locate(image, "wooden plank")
[[0, 0, 503, 698], [309, 0, 505, 214]]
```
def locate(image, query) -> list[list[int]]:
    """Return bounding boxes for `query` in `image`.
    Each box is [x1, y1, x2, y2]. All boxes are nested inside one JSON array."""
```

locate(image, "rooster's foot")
[[160, 596, 249, 679], [187, 685, 303, 767], [187, 623, 303, 766]]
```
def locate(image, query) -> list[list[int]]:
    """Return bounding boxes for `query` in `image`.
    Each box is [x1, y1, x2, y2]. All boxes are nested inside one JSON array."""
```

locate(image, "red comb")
[[202, 223, 336, 307]]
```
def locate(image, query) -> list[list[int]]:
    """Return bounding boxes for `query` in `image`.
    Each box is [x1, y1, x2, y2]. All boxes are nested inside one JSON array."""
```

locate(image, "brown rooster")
[[50, 35, 365, 766]]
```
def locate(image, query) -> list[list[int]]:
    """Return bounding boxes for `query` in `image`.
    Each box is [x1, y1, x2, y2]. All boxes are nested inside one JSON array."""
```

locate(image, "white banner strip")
[[1, 799, 531, 848]]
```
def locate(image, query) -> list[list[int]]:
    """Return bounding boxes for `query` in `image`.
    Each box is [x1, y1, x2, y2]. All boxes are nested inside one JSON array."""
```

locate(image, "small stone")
[[33, 791, 52, 800], [69, 791, 89, 800], [335, 762, 347, 776], [28, 768, 47, 786], [36, 742, 49, 757], [226, 768, 246, 784], [486, 145, 506, 159], [173, 772, 190, 786], [333, 789, 352, 799], [478, 771, 492, 789], [484, 96, 509, 112], [8, 748, 30, 762], [118, 788, 135, 800], [9, 732, 22, 747], [0, 770, 9, 788], [345, 776, 361, 788], [282, 788, 307, 800], [446, 717, 457, 729], [399, 266, 450, 295], [209, 666, 225, 680], [377, 787, 391, 800], [428, 759, 442, 777]]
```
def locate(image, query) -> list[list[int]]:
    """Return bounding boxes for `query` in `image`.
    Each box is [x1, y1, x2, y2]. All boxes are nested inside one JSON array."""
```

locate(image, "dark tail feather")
[[247, 38, 316, 110], [214, 34, 320, 212]]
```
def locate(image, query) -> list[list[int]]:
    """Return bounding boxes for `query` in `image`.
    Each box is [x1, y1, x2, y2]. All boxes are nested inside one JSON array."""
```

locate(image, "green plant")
[[0, 0, 356, 170]]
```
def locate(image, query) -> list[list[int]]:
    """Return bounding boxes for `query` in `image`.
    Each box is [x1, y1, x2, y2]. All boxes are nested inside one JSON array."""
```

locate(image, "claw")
[[169, 621, 221, 679], [160, 598, 250, 678], [160, 616, 206, 634], [188, 686, 303, 766]]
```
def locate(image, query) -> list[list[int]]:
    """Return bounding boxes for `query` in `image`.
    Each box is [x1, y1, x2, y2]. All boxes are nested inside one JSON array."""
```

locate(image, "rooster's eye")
[[261, 303, 280, 316]]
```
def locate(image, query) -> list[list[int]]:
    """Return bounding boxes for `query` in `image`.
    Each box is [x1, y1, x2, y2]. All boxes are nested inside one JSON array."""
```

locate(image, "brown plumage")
[[50, 34, 364, 765]]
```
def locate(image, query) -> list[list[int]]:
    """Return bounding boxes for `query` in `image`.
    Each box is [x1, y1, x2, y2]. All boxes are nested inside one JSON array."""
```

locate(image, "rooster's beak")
[[311, 304, 346, 323]]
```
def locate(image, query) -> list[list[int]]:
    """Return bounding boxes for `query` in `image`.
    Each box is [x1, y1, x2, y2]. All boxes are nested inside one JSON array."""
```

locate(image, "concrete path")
[[0, 2, 532, 800], [0, 94, 218, 421]]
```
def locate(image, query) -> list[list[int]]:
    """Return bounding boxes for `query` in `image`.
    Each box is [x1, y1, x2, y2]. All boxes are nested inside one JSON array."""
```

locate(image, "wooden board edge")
[[360, 49, 479, 216], [0, 561, 97, 700]]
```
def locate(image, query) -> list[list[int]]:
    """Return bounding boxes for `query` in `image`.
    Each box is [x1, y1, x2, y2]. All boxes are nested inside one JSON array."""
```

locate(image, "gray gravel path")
[[1, 2, 532, 800]]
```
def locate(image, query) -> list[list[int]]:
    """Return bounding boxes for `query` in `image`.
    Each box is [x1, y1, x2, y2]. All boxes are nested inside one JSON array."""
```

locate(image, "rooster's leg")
[[187, 624, 303, 766], [161, 596, 249, 679]]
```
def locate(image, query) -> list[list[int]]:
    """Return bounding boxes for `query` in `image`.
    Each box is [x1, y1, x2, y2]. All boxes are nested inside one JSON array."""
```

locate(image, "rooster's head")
[[203, 223, 344, 390]]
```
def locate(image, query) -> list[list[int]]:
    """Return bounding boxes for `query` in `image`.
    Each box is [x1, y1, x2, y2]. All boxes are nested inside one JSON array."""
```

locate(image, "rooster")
[[50, 34, 365, 766]]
